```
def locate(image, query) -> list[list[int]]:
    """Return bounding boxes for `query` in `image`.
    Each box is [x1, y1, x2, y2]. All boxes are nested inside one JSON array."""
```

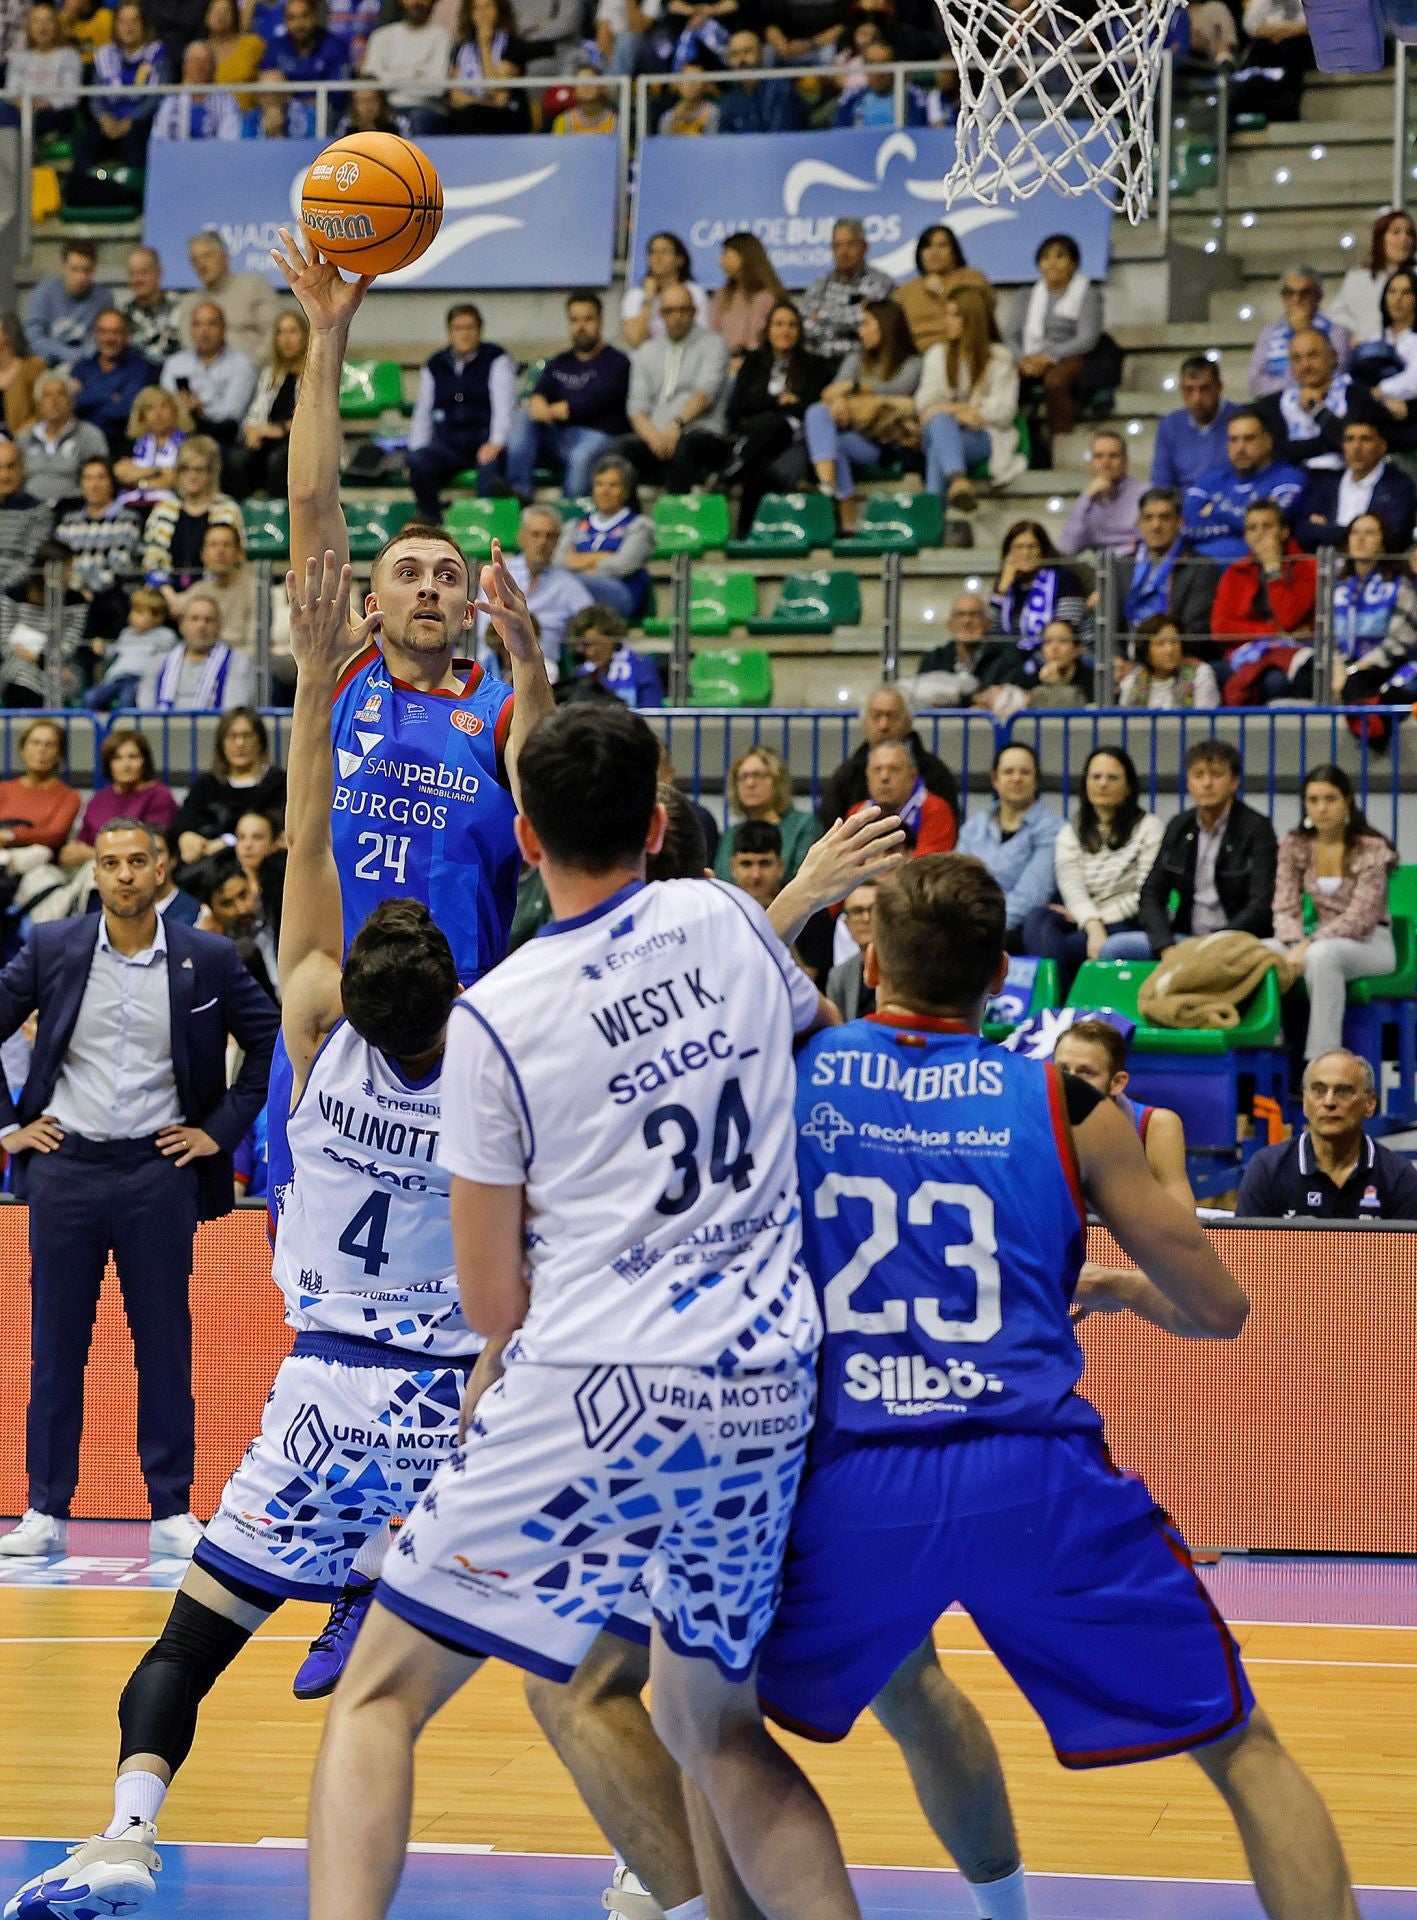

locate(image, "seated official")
[[1137, 739, 1277, 954], [1294, 418, 1416, 554], [956, 740, 1062, 947], [406, 303, 516, 523], [1053, 1019, 1193, 1207], [1234, 1050, 1417, 1220]]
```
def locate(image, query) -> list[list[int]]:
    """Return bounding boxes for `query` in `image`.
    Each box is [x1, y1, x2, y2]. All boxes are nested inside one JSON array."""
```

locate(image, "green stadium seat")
[[240, 497, 289, 559], [653, 492, 731, 556], [556, 496, 591, 521], [642, 570, 757, 639], [832, 491, 944, 557], [967, 414, 1031, 483], [1067, 959, 1281, 1054], [724, 492, 835, 558], [747, 570, 862, 636], [687, 649, 774, 707], [1349, 915, 1417, 1006], [338, 358, 404, 420], [344, 498, 416, 559], [443, 497, 521, 558]]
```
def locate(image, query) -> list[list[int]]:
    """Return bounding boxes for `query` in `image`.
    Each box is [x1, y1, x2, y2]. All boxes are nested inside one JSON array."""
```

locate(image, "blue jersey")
[[329, 647, 518, 988], [795, 1014, 1096, 1457]]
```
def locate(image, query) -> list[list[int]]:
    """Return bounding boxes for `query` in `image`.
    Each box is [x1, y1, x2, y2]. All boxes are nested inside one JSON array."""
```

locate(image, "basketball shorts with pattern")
[[195, 1333, 470, 1604], [377, 1355, 816, 1681], [755, 1429, 1255, 1766]]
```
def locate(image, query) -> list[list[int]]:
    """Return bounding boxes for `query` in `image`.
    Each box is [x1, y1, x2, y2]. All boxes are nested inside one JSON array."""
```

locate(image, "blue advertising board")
[[633, 127, 1114, 288], [144, 134, 619, 289]]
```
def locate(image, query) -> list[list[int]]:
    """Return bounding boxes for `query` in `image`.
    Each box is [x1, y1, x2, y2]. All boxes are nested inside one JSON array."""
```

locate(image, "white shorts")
[[378, 1357, 816, 1681], [195, 1333, 473, 1603]]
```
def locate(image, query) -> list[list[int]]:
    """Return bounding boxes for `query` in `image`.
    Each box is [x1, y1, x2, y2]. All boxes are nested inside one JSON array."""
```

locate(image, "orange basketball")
[[299, 132, 444, 278]]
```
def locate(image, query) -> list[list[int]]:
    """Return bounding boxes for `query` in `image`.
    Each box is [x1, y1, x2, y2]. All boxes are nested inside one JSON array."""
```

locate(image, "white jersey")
[[438, 878, 823, 1374], [273, 1019, 477, 1359]]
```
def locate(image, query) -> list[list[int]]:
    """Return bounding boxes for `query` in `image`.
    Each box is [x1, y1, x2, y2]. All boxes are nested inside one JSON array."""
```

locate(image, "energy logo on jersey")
[[843, 1351, 1004, 1418]]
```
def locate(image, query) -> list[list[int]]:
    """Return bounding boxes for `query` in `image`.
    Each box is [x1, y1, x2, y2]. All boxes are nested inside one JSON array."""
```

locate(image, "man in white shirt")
[[475, 504, 591, 681], [161, 303, 258, 448], [359, 0, 451, 131], [1296, 416, 1417, 552]]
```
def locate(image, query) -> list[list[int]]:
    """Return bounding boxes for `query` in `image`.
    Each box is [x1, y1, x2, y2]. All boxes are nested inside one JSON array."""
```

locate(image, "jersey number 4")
[[814, 1175, 1002, 1341], [644, 1078, 754, 1216], [338, 1191, 392, 1276]]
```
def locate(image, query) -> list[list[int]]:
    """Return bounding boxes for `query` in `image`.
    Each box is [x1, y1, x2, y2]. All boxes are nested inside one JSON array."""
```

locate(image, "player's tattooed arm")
[[474, 539, 554, 810], [768, 804, 907, 948]]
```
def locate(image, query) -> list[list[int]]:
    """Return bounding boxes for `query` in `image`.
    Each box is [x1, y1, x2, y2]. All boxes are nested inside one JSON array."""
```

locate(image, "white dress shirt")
[[1191, 803, 1232, 937], [1336, 460, 1387, 530], [46, 916, 183, 1141]]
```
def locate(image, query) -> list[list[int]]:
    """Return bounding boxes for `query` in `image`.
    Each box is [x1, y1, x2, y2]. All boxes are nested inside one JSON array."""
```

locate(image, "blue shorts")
[[755, 1430, 1254, 1768]]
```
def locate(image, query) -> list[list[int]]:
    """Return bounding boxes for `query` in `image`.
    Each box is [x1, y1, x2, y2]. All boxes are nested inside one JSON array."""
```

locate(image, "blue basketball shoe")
[[292, 1578, 376, 1699]]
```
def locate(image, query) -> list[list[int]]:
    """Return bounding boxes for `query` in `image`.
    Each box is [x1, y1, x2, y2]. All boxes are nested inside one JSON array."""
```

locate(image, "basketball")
[[299, 132, 443, 278]]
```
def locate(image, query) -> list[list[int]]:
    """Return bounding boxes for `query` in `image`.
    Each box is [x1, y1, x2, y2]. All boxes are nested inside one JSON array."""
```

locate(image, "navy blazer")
[[1295, 464, 1417, 553], [0, 914, 278, 1221]]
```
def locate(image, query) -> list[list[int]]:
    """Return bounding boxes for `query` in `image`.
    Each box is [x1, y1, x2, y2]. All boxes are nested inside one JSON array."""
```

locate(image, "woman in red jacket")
[[1212, 498, 1317, 705]]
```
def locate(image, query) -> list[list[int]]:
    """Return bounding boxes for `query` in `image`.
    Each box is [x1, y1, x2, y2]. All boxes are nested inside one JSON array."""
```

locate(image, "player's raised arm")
[[279, 551, 379, 1077], [1071, 1092, 1247, 1338], [473, 539, 554, 808], [768, 803, 907, 947], [272, 224, 374, 585]]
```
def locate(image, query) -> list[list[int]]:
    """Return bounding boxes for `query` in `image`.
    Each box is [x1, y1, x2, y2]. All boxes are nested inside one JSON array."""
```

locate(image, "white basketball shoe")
[[5, 1823, 160, 1919]]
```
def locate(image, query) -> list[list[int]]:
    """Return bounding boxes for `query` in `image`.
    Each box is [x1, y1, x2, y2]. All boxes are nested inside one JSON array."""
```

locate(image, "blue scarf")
[[1334, 569, 1402, 658], [1124, 536, 1180, 627], [574, 506, 634, 555], [1003, 568, 1062, 646], [154, 641, 234, 711], [898, 776, 927, 839]]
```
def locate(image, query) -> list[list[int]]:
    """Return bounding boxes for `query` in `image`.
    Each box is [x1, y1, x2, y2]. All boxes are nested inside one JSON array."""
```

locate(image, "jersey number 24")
[[814, 1175, 1002, 1342]]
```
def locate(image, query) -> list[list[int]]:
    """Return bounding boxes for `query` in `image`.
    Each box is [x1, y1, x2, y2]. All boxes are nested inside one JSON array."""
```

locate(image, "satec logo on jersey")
[[450, 710, 484, 736], [843, 1352, 1004, 1414], [801, 1103, 853, 1154]]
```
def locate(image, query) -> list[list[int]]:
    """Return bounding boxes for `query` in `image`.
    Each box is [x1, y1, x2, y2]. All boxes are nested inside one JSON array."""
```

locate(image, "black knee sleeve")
[[117, 1590, 267, 1772]]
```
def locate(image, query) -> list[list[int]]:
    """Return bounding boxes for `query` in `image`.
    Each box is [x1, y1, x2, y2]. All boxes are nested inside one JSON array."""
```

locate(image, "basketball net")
[[932, 0, 1182, 225]]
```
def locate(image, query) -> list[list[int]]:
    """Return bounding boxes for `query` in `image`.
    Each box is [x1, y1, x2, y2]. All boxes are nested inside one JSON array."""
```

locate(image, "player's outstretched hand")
[[287, 550, 379, 683], [473, 538, 540, 667], [1070, 1263, 1144, 1322], [271, 224, 373, 334], [795, 804, 908, 913]]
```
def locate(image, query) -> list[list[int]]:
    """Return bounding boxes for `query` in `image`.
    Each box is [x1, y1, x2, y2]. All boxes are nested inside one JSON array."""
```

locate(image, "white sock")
[[105, 1770, 167, 1837], [665, 1901, 707, 1920], [349, 1527, 391, 1583], [969, 1864, 1029, 1920]]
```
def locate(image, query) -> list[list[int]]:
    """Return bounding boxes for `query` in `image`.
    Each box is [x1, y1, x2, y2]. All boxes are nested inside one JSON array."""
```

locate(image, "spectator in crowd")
[[1135, 738, 1276, 957], [916, 285, 1024, 513], [1331, 209, 1417, 346], [475, 504, 590, 677], [621, 229, 710, 348], [1022, 745, 1163, 985], [358, 0, 450, 129], [726, 817, 785, 909], [24, 240, 110, 371], [719, 300, 834, 536], [202, 0, 266, 96], [855, 739, 956, 854], [83, 582, 177, 709], [0, 718, 81, 859], [137, 592, 255, 710], [1361, 266, 1417, 452], [1151, 354, 1237, 494], [140, 433, 241, 588], [800, 217, 894, 363], [1005, 232, 1121, 449], [914, 588, 1027, 710], [0, 561, 88, 709], [223, 308, 307, 500], [1051, 1019, 1194, 1207], [60, 729, 178, 876], [957, 739, 1062, 946], [4, 2, 82, 141], [709, 233, 787, 363], [1182, 409, 1305, 563], [805, 297, 921, 533], [1025, 617, 1093, 708], [326, 0, 382, 61], [405, 302, 515, 519], [446, 0, 530, 133], [713, 743, 822, 885], [504, 291, 630, 503], [1267, 764, 1397, 1064], [1119, 616, 1221, 708], [258, 0, 351, 134], [176, 230, 278, 368], [115, 247, 184, 367], [717, 26, 805, 133], [1235, 1049, 1417, 1220], [895, 222, 994, 355], [1254, 327, 1384, 476], [818, 681, 958, 827], [1332, 514, 1413, 708], [55, 0, 114, 62], [1231, 0, 1314, 125], [552, 455, 654, 621], [1058, 428, 1147, 557], [1296, 418, 1416, 554], [1211, 499, 1317, 703], [161, 301, 258, 449], [990, 518, 1087, 654], [18, 371, 109, 507], [0, 446, 55, 596], [114, 383, 188, 506], [142, 824, 203, 927], [762, 0, 847, 66], [235, 808, 285, 937], [655, 63, 719, 135], [1122, 487, 1218, 637], [71, 1, 166, 180], [825, 880, 878, 1019], [550, 59, 616, 133], [616, 291, 730, 492], [172, 707, 284, 864], [1248, 268, 1350, 399], [0, 315, 45, 440], [595, 0, 667, 76], [194, 850, 276, 1002], [565, 604, 662, 707], [55, 455, 141, 642], [71, 308, 157, 454], [168, 520, 258, 648], [833, 36, 925, 124], [0, 818, 277, 1564], [151, 35, 243, 135], [333, 82, 413, 134]]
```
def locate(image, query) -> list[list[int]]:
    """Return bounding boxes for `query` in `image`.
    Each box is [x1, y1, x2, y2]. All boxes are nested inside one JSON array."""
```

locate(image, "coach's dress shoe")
[[148, 1514, 204, 1561], [5, 1822, 159, 1919], [601, 1865, 666, 1920], [0, 1510, 66, 1557]]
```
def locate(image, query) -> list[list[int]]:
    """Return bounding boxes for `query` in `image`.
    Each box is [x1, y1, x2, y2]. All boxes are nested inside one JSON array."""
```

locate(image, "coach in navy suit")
[[1294, 418, 1417, 553], [0, 817, 277, 1561]]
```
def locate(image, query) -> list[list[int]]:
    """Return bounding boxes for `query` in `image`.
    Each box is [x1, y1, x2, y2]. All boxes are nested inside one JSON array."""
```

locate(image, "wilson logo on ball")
[[335, 161, 360, 191], [304, 209, 377, 241]]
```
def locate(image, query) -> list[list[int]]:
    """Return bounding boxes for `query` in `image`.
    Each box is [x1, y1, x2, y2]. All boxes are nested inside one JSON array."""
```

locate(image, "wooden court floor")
[[4, 1587, 1413, 1891]]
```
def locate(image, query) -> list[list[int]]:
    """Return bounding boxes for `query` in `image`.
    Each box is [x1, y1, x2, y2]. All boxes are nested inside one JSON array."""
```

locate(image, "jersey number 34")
[[814, 1175, 1002, 1342]]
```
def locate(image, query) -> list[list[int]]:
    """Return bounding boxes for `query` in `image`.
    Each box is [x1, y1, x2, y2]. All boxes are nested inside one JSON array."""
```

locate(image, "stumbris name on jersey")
[[809, 1051, 1004, 1101]]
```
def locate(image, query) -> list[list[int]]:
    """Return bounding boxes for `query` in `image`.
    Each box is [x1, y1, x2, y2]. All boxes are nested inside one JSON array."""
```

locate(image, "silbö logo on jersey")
[[843, 1351, 1004, 1416]]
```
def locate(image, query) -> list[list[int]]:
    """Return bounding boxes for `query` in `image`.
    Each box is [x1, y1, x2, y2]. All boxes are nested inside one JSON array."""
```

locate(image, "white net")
[[933, 0, 1182, 225]]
